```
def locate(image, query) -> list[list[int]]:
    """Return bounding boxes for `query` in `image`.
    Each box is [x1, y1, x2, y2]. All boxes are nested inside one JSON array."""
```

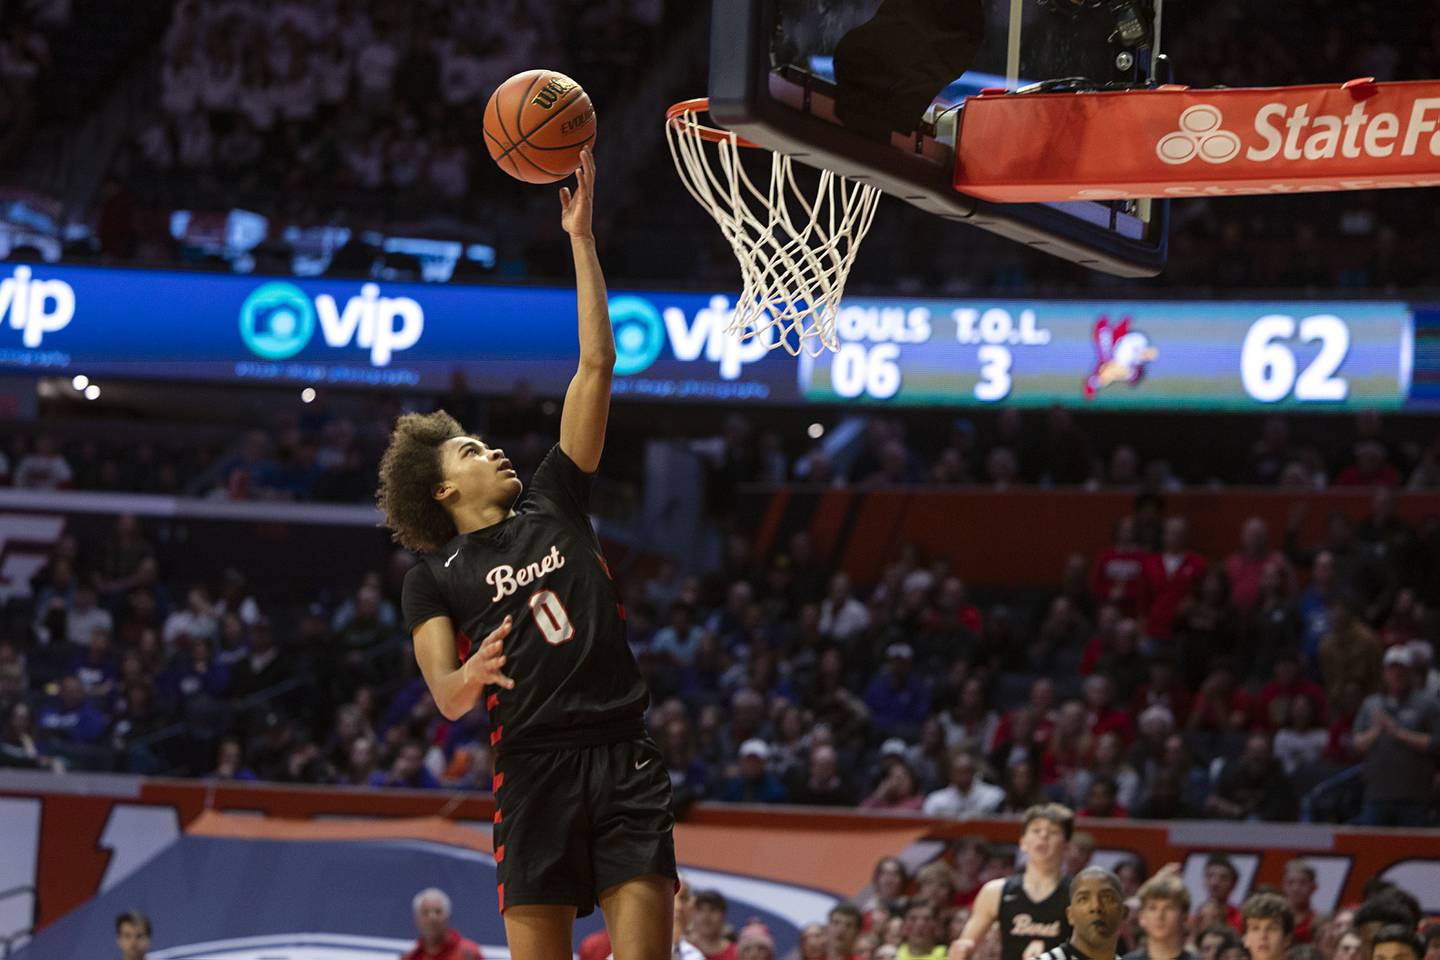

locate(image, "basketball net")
[[665, 99, 882, 356]]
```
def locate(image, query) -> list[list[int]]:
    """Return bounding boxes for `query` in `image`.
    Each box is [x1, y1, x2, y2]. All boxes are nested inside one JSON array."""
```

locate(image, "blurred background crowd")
[[0, 0, 1437, 290]]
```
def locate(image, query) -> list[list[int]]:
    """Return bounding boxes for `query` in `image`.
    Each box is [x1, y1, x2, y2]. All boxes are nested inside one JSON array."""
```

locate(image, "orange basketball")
[[483, 69, 597, 184]]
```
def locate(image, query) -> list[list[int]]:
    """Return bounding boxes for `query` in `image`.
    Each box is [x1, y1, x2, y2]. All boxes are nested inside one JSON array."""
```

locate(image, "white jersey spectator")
[[922, 750, 1004, 818], [819, 572, 870, 643]]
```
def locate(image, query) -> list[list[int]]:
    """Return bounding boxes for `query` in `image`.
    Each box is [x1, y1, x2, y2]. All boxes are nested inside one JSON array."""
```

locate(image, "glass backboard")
[[708, 0, 1170, 277]]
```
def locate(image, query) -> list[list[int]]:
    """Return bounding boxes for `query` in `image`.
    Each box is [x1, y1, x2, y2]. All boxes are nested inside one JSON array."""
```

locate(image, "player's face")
[[1244, 917, 1289, 960], [1139, 897, 1184, 943], [1067, 876, 1124, 946], [1020, 818, 1065, 866], [117, 921, 151, 960], [438, 436, 522, 511]]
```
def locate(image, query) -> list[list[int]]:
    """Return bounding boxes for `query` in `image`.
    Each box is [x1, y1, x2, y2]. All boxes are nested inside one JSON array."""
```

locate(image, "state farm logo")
[[1156, 105, 1241, 164], [1155, 97, 1440, 167]]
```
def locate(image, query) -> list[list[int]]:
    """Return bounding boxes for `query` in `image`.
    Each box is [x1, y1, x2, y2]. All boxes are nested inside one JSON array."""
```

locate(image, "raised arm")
[[557, 147, 614, 474]]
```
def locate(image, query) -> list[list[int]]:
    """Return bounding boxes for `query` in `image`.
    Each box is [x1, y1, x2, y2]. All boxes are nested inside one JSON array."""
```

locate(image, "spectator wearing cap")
[[922, 748, 1003, 818], [402, 888, 482, 960], [1350, 645, 1440, 827], [864, 644, 930, 741], [721, 739, 788, 803], [691, 890, 737, 960]]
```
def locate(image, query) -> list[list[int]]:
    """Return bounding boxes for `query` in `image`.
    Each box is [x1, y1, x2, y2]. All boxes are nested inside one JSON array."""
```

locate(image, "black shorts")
[[492, 736, 676, 917]]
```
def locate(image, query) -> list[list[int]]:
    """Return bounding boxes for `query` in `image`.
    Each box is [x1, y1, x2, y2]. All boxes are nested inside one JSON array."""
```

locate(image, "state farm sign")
[[954, 79, 1440, 202]]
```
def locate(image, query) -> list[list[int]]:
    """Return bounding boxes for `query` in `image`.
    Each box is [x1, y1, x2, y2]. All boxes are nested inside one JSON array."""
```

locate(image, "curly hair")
[[376, 410, 466, 553]]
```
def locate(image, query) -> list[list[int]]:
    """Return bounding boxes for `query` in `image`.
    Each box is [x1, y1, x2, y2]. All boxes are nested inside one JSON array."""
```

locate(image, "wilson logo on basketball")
[[532, 77, 577, 109]]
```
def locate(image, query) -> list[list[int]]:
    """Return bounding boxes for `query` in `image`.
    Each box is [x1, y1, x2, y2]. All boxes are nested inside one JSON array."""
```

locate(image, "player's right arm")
[[412, 615, 515, 721], [949, 877, 1003, 960]]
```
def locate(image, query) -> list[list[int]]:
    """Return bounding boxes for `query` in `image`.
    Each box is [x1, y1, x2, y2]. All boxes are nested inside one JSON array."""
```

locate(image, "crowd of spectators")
[[2, 0, 1437, 291], [676, 851, 1440, 960], [0, 4, 55, 169], [3, 400, 1439, 837], [15, 397, 1440, 513]]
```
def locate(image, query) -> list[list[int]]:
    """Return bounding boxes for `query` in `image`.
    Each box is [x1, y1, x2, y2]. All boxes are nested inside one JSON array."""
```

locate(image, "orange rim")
[[666, 98, 763, 149]]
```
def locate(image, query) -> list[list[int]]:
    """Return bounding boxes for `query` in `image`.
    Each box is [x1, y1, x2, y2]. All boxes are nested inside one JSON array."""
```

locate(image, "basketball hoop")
[[665, 98, 882, 356]]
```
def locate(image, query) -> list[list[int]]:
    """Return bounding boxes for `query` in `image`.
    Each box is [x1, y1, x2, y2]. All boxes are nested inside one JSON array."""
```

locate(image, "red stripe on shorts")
[[490, 725, 504, 746], [486, 693, 499, 711], [492, 772, 504, 792], [497, 883, 505, 912], [495, 844, 505, 863]]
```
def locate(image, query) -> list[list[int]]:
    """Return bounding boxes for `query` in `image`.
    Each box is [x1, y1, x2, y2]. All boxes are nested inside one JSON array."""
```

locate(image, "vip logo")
[[531, 75, 577, 109], [1156, 105, 1242, 165]]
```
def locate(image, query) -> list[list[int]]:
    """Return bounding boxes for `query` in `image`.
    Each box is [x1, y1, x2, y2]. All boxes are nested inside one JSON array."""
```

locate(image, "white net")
[[665, 101, 882, 356]]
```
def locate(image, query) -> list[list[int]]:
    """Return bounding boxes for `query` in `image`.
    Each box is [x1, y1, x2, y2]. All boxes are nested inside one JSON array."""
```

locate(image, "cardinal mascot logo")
[[1084, 316, 1158, 399]]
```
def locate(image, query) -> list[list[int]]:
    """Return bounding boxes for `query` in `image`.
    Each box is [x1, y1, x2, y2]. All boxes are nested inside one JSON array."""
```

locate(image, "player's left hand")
[[464, 616, 516, 691], [559, 145, 595, 240]]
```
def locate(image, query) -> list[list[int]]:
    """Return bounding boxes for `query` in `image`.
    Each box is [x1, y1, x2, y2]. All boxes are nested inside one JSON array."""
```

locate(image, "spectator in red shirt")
[[1142, 516, 1208, 641], [1224, 517, 1293, 614], [1334, 441, 1400, 487], [1080, 604, 1121, 677], [403, 888, 482, 960], [1282, 860, 1321, 945], [1041, 700, 1091, 791], [1191, 855, 1245, 934], [1187, 664, 1254, 744], [1084, 674, 1136, 744], [692, 890, 738, 960], [1078, 775, 1128, 818], [1092, 515, 1148, 616], [1258, 651, 1326, 723]]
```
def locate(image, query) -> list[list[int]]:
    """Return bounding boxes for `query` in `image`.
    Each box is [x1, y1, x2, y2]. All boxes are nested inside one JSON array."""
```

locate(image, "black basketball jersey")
[[1037, 944, 1116, 960], [999, 873, 1073, 960], [401, 444, 647, 754]]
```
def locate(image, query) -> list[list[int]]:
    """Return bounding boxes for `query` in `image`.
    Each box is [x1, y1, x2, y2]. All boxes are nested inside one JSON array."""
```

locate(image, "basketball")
[[484, 69, 596, 184]]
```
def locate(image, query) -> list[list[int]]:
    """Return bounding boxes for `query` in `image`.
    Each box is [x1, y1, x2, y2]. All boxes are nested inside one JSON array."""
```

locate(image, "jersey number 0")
[[528, 589, 575, 646]]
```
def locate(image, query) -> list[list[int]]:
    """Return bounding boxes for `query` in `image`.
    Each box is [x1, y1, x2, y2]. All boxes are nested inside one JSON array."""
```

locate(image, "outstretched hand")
[[559, 145, 596, 240], [464, 616, 516, 691]]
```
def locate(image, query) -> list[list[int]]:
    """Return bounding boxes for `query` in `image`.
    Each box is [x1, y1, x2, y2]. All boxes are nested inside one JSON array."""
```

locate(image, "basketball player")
[[1034, 868, 1127, 960], [947, 804, 1074, 960], [383, 147, 677, 960]]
